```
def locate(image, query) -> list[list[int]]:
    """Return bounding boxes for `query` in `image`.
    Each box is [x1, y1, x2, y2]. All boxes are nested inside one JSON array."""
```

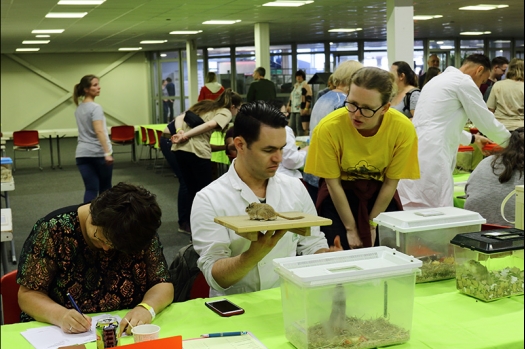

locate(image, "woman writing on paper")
[[17, 183, 173, 335]]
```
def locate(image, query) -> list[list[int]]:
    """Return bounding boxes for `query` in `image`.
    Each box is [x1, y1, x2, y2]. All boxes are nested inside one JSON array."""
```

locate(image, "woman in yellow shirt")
[[304, 67, 420, 250]]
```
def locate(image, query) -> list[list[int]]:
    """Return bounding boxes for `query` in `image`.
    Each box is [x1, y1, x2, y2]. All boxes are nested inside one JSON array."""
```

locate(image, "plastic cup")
[[131, 324, 160, 343]]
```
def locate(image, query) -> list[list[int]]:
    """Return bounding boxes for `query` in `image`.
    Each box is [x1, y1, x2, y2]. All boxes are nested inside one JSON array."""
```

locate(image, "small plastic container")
[[450, 229, 524, 302], [456, 145, 475, 172], [1, 157, 13, 183], [273, 247, 422, 349], [374, 207, 485, 283]]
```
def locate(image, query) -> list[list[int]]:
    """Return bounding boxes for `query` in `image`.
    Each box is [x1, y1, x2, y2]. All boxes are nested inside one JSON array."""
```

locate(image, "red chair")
[[110, 125, 136, 162], [0, 270, 21, 325], [12, 130, 42, 171], [189, 271, 210, 300]]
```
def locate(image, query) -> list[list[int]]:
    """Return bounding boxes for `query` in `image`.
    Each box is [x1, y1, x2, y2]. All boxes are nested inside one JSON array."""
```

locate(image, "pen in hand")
[[67, 292, 91, 332], [201, 331, 247, 338]]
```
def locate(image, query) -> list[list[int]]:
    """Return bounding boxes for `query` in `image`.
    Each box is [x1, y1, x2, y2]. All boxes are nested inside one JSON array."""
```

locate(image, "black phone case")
[[205, 300, 245, 317]]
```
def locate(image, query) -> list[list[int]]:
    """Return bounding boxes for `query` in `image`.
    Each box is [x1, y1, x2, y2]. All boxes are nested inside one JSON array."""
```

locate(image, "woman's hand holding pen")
[[119, 306, 153, 336], [60, 308, 92, 334]]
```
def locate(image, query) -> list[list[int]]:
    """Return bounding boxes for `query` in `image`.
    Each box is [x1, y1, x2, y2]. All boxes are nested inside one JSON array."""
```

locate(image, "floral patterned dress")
[[17, 204, 170, 322]]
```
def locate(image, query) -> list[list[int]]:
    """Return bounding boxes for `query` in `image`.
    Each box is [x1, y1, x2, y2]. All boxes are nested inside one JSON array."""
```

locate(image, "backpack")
[[169, 244, 202, 302], [403, 88, 421, 114]]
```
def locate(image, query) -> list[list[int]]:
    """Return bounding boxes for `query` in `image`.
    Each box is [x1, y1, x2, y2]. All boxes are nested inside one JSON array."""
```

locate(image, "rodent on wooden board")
[[245, 202, 304, 221]]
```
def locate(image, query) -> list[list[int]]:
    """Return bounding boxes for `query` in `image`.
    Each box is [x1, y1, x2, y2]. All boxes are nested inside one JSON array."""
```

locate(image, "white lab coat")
[[398, 66, 510, 209], [191, 160, 328, 297], [277, 126, 307, 178]]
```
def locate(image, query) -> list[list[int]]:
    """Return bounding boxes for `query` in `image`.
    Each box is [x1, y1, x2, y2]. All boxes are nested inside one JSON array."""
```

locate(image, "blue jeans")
[[160, 137, 190, 225], [76, 157, 113, 203]]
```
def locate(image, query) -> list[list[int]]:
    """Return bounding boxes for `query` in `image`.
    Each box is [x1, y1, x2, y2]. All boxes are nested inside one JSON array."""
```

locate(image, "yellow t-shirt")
[[304, 107, 420, 182], [172, 108, 232, 159]]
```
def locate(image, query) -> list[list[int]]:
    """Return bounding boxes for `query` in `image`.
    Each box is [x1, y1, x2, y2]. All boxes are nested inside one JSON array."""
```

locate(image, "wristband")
[[104, 152, 112, 157], [471, 134, 476, 144], [138, 302, 156, 320], [369, 220, 378, 227], [176, 128, 182, 133]]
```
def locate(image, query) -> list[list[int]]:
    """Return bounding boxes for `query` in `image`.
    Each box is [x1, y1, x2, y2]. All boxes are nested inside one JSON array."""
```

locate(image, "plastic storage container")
[[455, 145, 475, 173], [516, 185, 524, 230], [450, 228, 524, 302], [374, 207, 486, 283], [1, 157, 13, 183], [273, 247, 422, 349]]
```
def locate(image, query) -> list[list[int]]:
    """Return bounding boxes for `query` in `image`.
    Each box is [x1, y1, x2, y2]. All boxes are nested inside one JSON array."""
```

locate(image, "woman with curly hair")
[[17, 183, 173, 335], [465, 127, 524, 225]]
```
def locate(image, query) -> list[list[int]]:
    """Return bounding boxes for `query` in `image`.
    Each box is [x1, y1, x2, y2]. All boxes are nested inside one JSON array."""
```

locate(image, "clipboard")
[[183, 332, 267, 349], [214, 212, 332, 241]]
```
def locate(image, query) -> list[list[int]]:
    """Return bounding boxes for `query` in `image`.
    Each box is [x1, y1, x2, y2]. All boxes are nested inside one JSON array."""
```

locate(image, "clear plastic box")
[[1, 157, 13, 183], [374, 207, 485, 283], [451, 229, 524, 302], [273, 247, 422, 349]]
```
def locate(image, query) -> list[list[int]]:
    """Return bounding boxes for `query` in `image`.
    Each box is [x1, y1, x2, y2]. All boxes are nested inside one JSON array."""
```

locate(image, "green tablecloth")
[[2, 280, 523, 349], [138, 124, 167, 149]]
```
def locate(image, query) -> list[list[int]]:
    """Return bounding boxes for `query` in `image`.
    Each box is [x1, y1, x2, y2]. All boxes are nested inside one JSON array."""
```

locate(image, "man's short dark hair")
[[233, 101, 288, 147], [166, 77, 172, 82], [255, 67, 266, 77], [492, 56, 510, 68], [463, 54, 491, 72], [295, 70, 306, 80]]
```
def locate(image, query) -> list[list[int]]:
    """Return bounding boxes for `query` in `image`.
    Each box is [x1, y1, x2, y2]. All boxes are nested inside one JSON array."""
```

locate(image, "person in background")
[[316, 74, 335, 101], [398, 54, 511, 209], [304, 60, 363, 204], [465, 127, 524, 226], [198, 72, 225, 102], [418, 54, 440, 88], [165, 77, 176, 119], [73, 75, 113, 203], [17, 182, 173, 335], [191, 101, 341, 297], [171, 89, 242, 213], [161, 121, 191, 234], [287, 69, 313, 136], [421, 67, 441, 89], [486, 58, 524, 131], [305, 67, 420, 250], [268, 100, 308, 179], [390, 61, 421, 119], [480, 56, 510, 101], [161, 79, 170, 123], [246, 67, 277, 102]]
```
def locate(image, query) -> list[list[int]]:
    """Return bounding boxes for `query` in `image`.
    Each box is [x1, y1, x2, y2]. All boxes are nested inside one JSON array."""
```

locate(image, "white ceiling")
[[1, 0, 523, 54]]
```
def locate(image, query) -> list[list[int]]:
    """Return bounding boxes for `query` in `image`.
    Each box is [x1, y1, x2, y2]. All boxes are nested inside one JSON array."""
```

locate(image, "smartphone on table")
[[205, 299, 245, 317]]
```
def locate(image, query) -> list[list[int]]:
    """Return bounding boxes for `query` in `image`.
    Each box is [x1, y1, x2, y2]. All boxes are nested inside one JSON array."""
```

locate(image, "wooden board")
[[214, 212, 332, 241]]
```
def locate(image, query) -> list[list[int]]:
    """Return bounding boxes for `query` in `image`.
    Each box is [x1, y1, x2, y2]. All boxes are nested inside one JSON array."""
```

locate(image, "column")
[[254, 23, 271, 73], [386, 0, 414, 67], [186, 39, 198, 105]]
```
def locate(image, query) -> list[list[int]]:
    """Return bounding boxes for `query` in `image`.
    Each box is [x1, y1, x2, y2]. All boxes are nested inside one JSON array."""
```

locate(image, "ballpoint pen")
[[200, 331, 248, 338], [67, 292, 83, 314]]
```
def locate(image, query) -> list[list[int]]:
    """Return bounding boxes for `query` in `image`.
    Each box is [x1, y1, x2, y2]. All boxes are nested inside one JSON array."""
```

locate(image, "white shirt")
[[397, 66, 510, 209], [191, 160, 328, 297], [277, 126, 307, 178]]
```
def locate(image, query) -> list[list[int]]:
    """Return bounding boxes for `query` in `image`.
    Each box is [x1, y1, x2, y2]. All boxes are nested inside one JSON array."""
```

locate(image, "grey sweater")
[[464, 156, 524, 226]]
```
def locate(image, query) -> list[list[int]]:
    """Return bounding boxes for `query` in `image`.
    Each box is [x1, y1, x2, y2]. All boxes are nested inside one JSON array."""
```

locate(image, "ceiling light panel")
[[45, 12, 88, 18], [57, 0, 105, 4], [202, 20, 241, 25], [262, 1, 314, 7], [140, 40, 168, 44], [119, 47, 142, 51], [31, 29, 65, 34], [169, 31, 203, 35], [16, 48, 40, 52], [22, 40, 50, 44], [459, 4, 509, 10], [35, 35, 51, 38], [328, 28, 363, 32], [413, 15, 443, 20]]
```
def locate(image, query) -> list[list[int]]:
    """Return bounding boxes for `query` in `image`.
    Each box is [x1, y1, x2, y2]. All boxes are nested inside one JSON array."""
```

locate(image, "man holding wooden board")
[[191, 101, 342, 297]]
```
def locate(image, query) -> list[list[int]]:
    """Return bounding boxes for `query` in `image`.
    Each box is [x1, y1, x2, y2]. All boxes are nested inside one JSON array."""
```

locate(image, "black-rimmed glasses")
[[344, 101, 385, 118]]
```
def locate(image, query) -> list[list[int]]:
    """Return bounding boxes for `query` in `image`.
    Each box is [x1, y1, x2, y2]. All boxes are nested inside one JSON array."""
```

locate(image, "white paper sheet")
[[20, 314, 122, 349]]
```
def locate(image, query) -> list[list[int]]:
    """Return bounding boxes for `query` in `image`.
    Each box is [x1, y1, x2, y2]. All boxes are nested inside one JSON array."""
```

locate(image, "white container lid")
[[373, 207, 485, 233], [273, 246, 422, 287]]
